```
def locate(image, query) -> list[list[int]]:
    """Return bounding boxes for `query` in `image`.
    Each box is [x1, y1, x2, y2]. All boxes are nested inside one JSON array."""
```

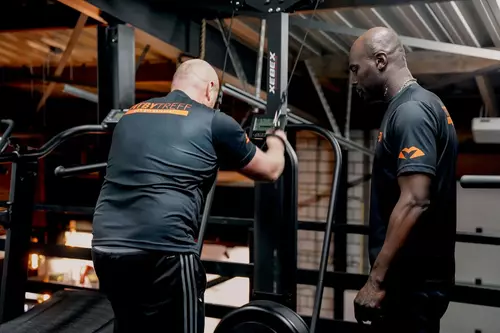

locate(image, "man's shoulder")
[[406, 85, 445, 112], [388, 86, 444, 126]]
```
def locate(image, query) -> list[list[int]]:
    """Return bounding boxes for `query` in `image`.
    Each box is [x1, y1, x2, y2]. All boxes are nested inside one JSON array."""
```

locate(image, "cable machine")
[[0, 0, 347, 331], [204, 1, 344, 332]]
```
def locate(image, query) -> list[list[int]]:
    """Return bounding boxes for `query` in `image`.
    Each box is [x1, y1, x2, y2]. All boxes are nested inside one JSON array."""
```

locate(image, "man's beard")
[[357, 85, 384, 103]]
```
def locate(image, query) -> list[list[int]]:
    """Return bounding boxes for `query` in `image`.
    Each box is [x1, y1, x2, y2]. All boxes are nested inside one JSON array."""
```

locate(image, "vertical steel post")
[[333, 151, 348, 320], [96, 21, 136, 179], [97, 22, 136, 123], [253, 12, 297, 310], [0, 161, 38, 323]]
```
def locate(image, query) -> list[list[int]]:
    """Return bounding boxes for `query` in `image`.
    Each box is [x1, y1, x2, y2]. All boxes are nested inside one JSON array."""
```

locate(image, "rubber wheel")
[[214, 300, 309, 333]]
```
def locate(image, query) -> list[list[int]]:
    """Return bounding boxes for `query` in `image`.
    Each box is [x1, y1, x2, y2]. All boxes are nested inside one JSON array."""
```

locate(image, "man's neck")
[[384, 68, 414, 100], [171, 87, 203, 105]]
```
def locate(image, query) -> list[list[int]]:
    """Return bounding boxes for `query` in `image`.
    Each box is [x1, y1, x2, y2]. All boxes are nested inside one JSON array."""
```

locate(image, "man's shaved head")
[[354, 27, 406, 67], [171, 59, 220, 108], [349, 27, 410, 102]]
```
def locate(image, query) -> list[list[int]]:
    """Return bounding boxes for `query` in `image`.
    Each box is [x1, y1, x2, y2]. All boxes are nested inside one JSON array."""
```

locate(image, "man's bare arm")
[[240, 134, 286, 182], [369, 173, 431, 286]]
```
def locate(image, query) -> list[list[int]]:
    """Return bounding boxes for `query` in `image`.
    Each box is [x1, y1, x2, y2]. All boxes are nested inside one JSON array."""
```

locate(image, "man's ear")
[[375, 52, 388, 71], [206, 81, 214, 101]]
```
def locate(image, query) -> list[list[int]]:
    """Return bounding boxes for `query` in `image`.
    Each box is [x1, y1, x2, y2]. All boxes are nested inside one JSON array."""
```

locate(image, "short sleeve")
[[389, 101, 438, 177], [212, 111, 257, 170]]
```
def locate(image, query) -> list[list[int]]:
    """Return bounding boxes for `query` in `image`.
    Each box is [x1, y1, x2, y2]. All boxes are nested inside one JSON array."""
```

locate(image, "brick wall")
[[295, 129, 377, 319]]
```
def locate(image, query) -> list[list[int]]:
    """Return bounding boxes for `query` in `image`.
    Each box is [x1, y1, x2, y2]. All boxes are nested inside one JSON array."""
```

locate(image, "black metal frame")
[[252, 11, 299, 310], [97, 21, 136, 123], [253, 136, 299, 308], [0, 125, 108, 323], [0, 161, 38, 323]]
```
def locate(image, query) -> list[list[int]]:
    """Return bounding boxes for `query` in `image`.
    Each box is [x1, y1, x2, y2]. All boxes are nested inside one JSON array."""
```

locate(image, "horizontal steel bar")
[[24, 209, 500, 246], [222, 83, 374, 157], [31, 244, 92, 260], [460, 175, 500, 189], [207, 276, 234, 289], [62, 84, 98, 103], [54, 163, 107, 177], [290, 17, 500, 61], [456, 232, 500, 246], [209, 218, 500, 245], [209, 216, 253, 227], [25, 265, 500, 308], [26, 280, 91, 294], [203, 260, 253, 277], [34, 204, 94, 215]]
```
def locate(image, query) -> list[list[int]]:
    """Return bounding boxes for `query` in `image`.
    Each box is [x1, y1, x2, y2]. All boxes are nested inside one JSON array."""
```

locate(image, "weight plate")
[[214, 300, 309, 333]]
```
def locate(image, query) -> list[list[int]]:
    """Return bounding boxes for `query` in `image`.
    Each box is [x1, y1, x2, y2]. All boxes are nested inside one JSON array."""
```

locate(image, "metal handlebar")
[[54, 163, 108, 177], [0, 120, 15, 154], [460, 175, 500, 189], [287, 124, 343, 333], [0, 125, 106, 163]]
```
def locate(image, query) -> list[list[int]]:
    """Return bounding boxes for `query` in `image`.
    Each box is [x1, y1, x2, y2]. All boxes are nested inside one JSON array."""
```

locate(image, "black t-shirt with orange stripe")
[[369, 83, 458, 288], [92, 90, 256, 253]]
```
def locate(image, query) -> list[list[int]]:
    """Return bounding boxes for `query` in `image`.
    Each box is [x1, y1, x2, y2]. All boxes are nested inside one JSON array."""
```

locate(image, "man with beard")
[[349, 27, 458, 333]]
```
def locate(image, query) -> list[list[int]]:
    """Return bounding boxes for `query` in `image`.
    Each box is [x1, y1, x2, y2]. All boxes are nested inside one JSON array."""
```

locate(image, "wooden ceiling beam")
[[0, 2, 96, 32], [36, 14, 89, 112], [306, 51, 500, 79], [57, 0, 106, 24], [57, 0, 262, 95], [2, 62, 177, 87]]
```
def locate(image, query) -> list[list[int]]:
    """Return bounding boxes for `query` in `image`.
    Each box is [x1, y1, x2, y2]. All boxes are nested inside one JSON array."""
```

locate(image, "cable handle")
[[275, 113, 288, 131], [273, 101, 288, 131]]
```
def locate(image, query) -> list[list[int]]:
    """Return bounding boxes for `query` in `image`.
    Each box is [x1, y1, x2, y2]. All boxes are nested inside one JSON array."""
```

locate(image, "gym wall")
[[441, 185, 500, 333]]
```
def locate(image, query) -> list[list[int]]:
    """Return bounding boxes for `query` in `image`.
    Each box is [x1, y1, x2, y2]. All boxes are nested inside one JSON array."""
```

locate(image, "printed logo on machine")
[[126, 102, 192, 116], [269, 52, 277, 94]]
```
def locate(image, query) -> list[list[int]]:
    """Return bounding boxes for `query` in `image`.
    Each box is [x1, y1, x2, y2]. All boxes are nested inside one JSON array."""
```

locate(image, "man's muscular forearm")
[[370, 193, 429, 286]]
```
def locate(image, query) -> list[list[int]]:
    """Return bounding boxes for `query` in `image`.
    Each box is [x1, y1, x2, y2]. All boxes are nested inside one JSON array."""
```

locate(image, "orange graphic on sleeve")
[[442, 106, 454, 125], [399, 146, 425, 159], [378, 132, 383, 142], [245, 134, 250, 144]]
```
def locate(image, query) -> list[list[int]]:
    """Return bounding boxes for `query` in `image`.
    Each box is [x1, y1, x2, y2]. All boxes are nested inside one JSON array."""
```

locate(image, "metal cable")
[[215, 10, 236, 110], [276, 0, 322, 115], [345, 72, 353, 139]]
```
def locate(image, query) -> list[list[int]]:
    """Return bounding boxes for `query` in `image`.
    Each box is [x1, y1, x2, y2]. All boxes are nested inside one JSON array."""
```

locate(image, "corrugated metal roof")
[[306, 0, 498, 53], [242, 0, 500, 60]]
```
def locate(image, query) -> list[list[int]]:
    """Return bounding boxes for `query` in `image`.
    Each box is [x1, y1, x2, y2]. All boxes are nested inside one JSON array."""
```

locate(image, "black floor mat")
[[0, 290, 114, 333]]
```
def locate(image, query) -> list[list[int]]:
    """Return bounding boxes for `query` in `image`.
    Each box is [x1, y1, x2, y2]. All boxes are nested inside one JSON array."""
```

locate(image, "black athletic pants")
[[92, 248, 207, 333]]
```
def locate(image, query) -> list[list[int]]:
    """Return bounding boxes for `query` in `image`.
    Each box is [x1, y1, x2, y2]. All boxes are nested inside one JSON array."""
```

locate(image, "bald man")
[[349, 28, 458, 333], [91, 59, 288, 333]]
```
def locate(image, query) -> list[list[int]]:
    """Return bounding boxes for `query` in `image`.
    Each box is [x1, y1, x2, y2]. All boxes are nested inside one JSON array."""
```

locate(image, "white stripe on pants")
[[180, 254, 198, 333]]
